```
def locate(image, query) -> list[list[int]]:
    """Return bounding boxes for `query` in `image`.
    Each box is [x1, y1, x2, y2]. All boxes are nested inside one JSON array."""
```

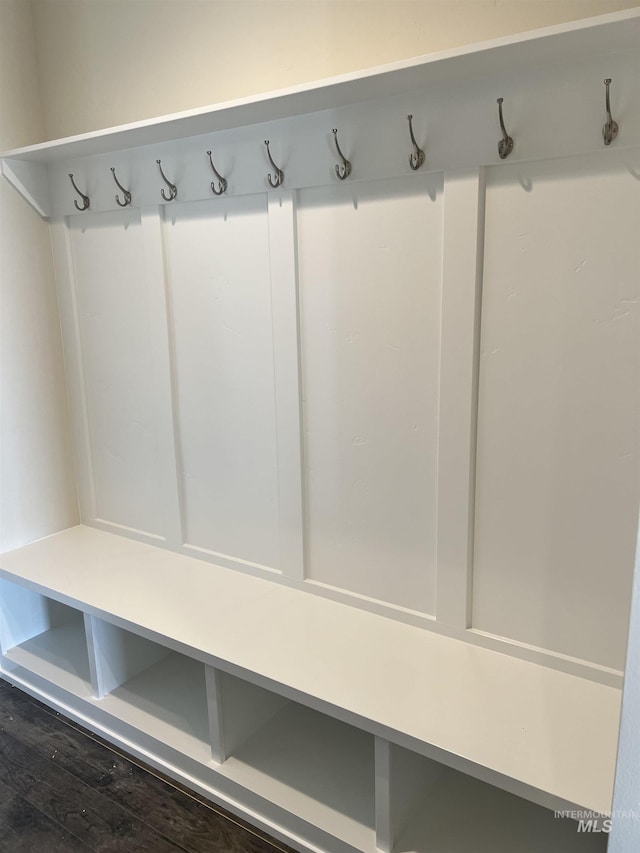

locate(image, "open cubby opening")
[[0, 579, 91, 694], [384, 744, 607, 853], [87, 617, 212, 764], [214, 670, 377, 852]]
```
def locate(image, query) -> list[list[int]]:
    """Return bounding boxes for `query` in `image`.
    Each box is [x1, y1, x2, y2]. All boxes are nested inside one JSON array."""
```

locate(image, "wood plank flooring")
[[0, 678, 294, 853]]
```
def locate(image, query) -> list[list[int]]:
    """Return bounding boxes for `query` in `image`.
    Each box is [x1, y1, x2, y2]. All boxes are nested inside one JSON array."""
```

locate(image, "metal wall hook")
[[496, 97, 514, 160], [206, 151, 227, 195], [68, 173, 90, 211], [603, 78, 619, 146], [264, 140, 284, 188], [332, 128, 351, 180], [407, 115, 425, 171], [110, 167, 132, 207], [156, 159, 177, 201]]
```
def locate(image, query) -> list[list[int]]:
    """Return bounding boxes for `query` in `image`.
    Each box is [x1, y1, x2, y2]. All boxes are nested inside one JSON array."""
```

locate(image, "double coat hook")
[[207, 151, 227, 195], [332, 128, 351, 180], [68, 173, 90, 211], [407, 115, 425, 171], [496, 97, 514, 159], [603, 78, 619, 146], [156, 159, 177, 201], [264, 140, 284, 188], [110, 167, 131, 207]]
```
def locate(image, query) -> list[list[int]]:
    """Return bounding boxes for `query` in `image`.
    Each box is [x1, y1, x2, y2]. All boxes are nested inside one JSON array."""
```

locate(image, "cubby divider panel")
[[206, 668, 289, 763], [0, 579, 91, 695]]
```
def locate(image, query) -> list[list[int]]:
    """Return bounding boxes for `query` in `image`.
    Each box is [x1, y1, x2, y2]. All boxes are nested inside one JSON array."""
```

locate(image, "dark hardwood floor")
[[0, 678, 295, 853]]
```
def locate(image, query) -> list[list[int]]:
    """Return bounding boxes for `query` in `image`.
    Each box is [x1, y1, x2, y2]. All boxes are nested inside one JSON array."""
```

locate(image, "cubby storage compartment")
[[213, 671, 377, 852], [86, 618, 212, 765], [0, 579, 91, 695], [381, 743, 607, 853]]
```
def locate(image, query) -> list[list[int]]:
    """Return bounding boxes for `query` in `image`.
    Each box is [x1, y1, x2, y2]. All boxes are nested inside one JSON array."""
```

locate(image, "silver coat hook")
[[206, 151, 227, 196], [496, 97, 514, 160], [264, 140, 284, 188], [332, 128, 351, 180], [603, 78, 619, 146], [110, 167, 131, 207], [156, 159, 177, 201], [407, 115, 425, 171], [68, 173, 90, 211]]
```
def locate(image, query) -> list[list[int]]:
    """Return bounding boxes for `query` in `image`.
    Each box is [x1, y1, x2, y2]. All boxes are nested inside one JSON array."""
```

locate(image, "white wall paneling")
[[298, 176, 442, 614], [473, 150, 640, 672], [163, 195, 281, 570], [63, 209, 168, 538], [2, 12, 640, 852]]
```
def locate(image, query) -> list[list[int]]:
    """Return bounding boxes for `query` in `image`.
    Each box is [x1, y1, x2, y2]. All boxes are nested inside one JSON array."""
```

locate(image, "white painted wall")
[[30, 0, 640, 141], [0, 0, 77, 552]]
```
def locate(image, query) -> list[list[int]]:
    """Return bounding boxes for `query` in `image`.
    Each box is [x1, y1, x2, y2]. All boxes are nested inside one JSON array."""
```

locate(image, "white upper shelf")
[[3, 8, 640, 163]]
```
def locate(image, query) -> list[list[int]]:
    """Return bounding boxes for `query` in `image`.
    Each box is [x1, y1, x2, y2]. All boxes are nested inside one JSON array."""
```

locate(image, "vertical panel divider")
[[205, 666, 227, 764], [267, 192, 305, 579], [49, 216, 97, 521], [436, 169, 486, 628], [375, 736, 393, 853], [375, 735, 447, 852], [84, 612, 103, 698], [140, 205, 183, 547], [205, 666, 290, 765]]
